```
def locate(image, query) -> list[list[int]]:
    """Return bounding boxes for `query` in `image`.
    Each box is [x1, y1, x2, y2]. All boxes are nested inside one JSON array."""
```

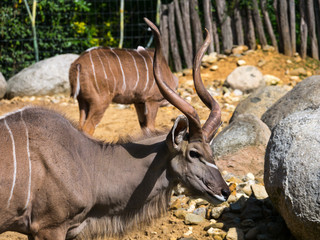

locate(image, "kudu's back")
[[69, 46, 178, 135], [0, 107, 95, 234]]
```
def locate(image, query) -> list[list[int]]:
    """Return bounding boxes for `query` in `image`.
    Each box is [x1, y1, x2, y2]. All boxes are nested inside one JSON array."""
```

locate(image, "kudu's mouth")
[[193, 172, 230, 205]]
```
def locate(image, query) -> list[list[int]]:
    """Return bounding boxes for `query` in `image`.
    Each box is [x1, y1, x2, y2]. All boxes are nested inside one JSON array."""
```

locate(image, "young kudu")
[[0, 19, 230, 240], [69, 37, 178, 135]]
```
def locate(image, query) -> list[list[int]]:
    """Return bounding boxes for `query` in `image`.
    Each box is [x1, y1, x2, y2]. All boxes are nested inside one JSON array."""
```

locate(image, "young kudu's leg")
[[82, 99, 110, 136], [134, 101, 160, 133], [77, 97, 89, 130]]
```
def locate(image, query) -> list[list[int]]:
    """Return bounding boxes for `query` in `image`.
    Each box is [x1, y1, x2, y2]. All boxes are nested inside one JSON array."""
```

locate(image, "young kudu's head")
[[145, 18, 230, 204]]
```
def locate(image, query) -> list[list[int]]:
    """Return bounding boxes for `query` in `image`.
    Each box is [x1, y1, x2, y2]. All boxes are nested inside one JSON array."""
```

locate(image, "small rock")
[[227, 194, 238, 203], [257, 59, 267, 67], [207, 228, 227, 238], [211, 206, 226, 219], [184, 226, 193, 236], [245, 226, 260, 240], [204, 222, 224, 231], [251, 184, 268, 199], [233, 89, 243, 96], [244, 172, 255, 181], [193, 207, 207, 218], [184, 213, 205, 225], [174, 209, 187, 219], [241, 219, 256, 228], [230, 196, 247, 213], [237, 60, 246, 66], [210, 65, 219, 71], [262, 45, 275, 52], [289, 67, 307, 76], [226, 227, 245, 240], [263, 74, 281, 85], [242, 184, 253, 196], [202, 52, 218, 64]]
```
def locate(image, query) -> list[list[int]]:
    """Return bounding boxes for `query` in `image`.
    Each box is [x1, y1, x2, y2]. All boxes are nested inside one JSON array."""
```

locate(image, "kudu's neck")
[[87, 134, 175, 215], [76, 134, 177, 237]]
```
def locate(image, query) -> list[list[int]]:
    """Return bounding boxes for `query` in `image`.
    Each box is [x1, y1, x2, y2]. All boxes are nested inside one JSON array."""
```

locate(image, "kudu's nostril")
[[221, 189, 231, 199]]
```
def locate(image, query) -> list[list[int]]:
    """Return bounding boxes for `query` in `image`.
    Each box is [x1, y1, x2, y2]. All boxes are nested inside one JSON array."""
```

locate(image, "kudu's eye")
[[189, 150, 201, 159]]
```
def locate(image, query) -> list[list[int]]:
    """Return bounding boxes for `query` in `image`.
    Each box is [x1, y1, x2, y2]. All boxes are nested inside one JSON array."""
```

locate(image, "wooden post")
[[168, 2, 182, 72], [174, 0, 192, 68], [278, 0, 293, 56], [288, 0, 296, 54], [260, 0, 278, 51], [216, 0, 233, 52], [244, 4, 256, 50], [180, 0, 193, 59], [233, 0, 244, 46], [202, 0, 214, 53], [212, 20, 220, 54], [299, 0, 308, 59], [160, 4, 170, 63], [190, 0, 204, 54], [306, 0, 319, 59], [252, 0, 267, 48]]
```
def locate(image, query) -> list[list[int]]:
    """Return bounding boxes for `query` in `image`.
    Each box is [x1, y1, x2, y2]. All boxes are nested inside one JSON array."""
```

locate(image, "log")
[[190, 0, 204, 53], [160, 4, 170, 62], [260, 0, 278, 51], [288, 0, 296, 54], [174, 0, 192, 68], [203, 0, 214, 53], [299, 0, 308, 59], [252, 0, 267, 47], [278, 0, 293, 56], [244, 4, 256, 50], [180, 0, 193, 58], [233, 0, 244, 46], [168, 1, 182, 71], [212, 20, 220, 54], [216, 0, 233, 52], [306, 0, 319, 59]]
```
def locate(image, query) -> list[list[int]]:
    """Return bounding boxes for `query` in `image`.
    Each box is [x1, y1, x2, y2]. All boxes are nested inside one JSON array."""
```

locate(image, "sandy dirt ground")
[[1, 49, 319, 239]]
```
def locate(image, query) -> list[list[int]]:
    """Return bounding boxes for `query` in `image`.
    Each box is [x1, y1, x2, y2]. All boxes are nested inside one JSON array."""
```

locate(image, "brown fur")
[[69, 47, 178, 135], [0, 19, 230, 240]]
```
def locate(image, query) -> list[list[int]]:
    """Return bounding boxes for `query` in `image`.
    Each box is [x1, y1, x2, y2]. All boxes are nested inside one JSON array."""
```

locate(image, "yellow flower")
[[73, 22, 86, 34]]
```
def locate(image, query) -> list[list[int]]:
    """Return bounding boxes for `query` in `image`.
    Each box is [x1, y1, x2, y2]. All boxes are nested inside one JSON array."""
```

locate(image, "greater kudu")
[[69, 35, 178, 135], [0, 19, 230, 240]]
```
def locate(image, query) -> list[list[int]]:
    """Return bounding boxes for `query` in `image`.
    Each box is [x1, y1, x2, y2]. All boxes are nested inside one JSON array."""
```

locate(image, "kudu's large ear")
[[166, 115, 188, 152]]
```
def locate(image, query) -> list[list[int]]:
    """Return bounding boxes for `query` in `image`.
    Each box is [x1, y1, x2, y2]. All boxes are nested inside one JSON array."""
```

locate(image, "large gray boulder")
[[261, 75, 320, 130], [265, 107, 320, 240], [211, 114, 271, 176], [230, 85, 289, 123], [6, 54, 79, 98], [0, 72, 7, 99], [224, 66, 265, 93]]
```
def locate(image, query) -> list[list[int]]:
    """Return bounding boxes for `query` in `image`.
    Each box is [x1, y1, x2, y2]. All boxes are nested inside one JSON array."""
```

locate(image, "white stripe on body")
[[100, 49, 117, 93], [5, 119, 17, 208], [136, 46, 149, 92], [96, 50, 110, 94], [86, 46, 100, 52], [125, 49, 140, 90], [110, 48, 126, 92], [20, 111, 31, 210], [145, 50, 156, 90], [89, 50, 100, 93], [0, 107, 30, 121], [74, 64, 81, 99]]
